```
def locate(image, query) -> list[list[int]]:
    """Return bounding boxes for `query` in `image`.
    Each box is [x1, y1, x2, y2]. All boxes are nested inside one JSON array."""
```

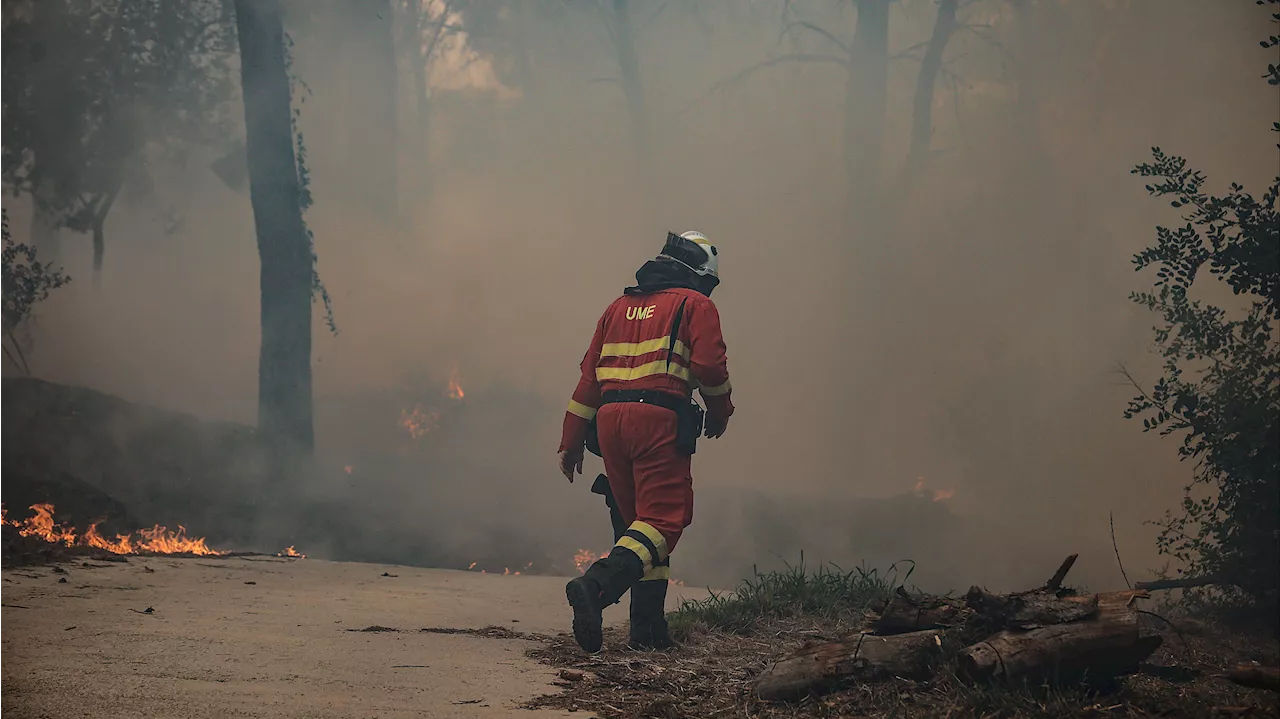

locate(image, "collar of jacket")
[[624, 259, 708, 296]]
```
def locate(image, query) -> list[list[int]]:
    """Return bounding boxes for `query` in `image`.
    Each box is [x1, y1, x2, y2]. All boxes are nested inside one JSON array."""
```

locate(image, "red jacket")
[[559, 287, 734, 453]]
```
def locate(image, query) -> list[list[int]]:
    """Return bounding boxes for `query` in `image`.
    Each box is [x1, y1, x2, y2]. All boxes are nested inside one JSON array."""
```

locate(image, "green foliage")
[[1125, 139, 1279, 600], [668, 557, 909, 638], [1, 0, 236, 260], [282, 31, 336, 336], [1, 208, 69, 374]]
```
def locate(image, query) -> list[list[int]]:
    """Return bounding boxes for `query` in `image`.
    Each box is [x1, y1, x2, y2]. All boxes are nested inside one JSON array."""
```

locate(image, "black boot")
[[565, 547, 644, 652], [628, 579, 674, 650]]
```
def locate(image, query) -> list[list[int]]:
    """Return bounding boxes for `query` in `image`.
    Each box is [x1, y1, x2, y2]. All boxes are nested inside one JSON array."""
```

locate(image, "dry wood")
[[1045, 553, 1079, 591], [755, 629, 944, 701], [958, 607, 1162, 684], [1134, 576, 1229, 591], [868, 590, 966, 635], [965, 586, 1098, 630], [1223, 664, 1280, 692], [1064, 590, 1150, 611]]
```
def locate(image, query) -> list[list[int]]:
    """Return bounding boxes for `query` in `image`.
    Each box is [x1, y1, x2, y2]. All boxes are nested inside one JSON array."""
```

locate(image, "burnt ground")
[[519, 615, 1280, 718]]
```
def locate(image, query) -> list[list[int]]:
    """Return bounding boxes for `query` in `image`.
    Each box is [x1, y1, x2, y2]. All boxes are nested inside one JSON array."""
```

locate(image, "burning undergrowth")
[[0, 502, 306, 566]]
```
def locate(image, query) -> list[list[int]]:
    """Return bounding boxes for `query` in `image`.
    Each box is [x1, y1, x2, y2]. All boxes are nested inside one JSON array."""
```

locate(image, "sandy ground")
[[1, 556, 710, 718]]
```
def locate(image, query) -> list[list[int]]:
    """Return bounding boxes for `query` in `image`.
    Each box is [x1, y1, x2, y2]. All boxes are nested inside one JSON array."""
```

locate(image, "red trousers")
[[596, 402, 694, 556]]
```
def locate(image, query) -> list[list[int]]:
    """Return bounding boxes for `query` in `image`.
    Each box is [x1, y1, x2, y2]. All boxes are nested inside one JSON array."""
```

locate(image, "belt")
[[600, 389, 685, 413]]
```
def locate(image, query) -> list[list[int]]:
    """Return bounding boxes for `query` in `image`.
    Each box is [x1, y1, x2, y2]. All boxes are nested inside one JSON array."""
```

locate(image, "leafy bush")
[[2, 208, 69, 374], [1124, 2, 1279, 606]]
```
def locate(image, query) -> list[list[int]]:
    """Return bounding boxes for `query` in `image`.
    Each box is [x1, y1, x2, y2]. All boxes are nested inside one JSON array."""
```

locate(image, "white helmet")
[[659, 230, 719, 279]]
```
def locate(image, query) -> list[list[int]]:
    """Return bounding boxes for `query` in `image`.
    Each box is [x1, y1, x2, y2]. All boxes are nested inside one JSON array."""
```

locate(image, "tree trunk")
[[413, 24, 431, 211], [90, 183, 121, 284], [899, 0, 957, 196], [611, 0, 655, 208], [958, 608, 1162, 684], [28, 188, 60, 262], [842, 0, 890, 238], [755, 630, 944, 701], [234, 0, 315, 472]]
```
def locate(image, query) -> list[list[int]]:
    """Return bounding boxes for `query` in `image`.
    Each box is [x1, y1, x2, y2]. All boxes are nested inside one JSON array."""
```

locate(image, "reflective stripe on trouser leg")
[[613, 520, 668, 572], [641, 555, 670, 582]]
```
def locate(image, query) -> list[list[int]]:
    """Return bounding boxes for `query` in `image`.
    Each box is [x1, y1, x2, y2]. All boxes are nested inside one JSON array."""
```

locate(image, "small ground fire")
[[2, 503, 223, 556]]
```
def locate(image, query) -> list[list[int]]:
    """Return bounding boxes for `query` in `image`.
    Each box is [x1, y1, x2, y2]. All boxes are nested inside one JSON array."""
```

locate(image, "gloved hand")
[[558, 449, 584, 482], [704, 414, 729, 439]]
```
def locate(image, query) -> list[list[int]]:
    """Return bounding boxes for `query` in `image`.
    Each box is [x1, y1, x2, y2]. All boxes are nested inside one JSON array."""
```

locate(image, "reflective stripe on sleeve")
[[700, 379, 732, 396], [567, 400, 597, 420]]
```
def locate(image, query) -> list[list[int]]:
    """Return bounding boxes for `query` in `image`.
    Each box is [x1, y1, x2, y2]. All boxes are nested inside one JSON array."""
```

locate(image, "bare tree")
[[234, 0, 315, 470]]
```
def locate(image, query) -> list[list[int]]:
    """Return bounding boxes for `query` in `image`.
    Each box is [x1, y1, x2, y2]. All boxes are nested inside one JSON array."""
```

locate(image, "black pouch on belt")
[[674, 398, 704, 456], [664, 297, 703, 456], [585, 416, 602, 458]]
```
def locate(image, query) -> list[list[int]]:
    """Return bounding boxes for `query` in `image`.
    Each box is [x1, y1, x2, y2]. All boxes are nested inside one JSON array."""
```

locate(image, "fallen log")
[[965, 586, 1098, 630], [755, 629, 944, 701], [1224, 664, 1280, 692], [869, 590, 966, 635], [958, 608, 1162, 684], [1134, 576, 1229, 591], [1064, 590, 1150, 611]]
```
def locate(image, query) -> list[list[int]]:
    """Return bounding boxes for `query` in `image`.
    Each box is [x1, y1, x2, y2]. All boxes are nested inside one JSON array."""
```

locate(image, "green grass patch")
[[670, 555, 913, 638]]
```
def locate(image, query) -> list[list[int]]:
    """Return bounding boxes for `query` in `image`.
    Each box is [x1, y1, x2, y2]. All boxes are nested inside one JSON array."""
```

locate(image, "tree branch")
[[677, 53, 848, 119], [781, 20, 851, 57]]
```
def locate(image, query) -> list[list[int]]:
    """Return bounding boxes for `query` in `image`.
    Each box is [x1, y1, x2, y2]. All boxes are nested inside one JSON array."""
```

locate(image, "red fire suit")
[[559, 287, 734, 579]]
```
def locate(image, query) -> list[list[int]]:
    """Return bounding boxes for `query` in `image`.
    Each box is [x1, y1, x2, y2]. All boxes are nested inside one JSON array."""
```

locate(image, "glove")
[[558, 449, 584, 482], [704, 414, 729, 439]]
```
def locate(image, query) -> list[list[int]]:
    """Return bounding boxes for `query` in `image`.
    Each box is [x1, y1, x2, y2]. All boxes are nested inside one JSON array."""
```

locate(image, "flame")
[[400, 404, 441, 439], [9, 503, 78, 546], [911, 477, 955, 502], [3, 503, 223, 556], [446, 368, 465, 401], [343, 465, 354, 475], [277, 545, 306, 558], [574, 549, 603, 574]]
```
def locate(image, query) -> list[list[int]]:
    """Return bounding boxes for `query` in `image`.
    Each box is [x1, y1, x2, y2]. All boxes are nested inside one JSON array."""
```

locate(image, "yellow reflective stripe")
[[700, 379, 732, 397], [615, 536, 654, 569], [600, 337, 690, 360], [596, 360, 691, 384], [641, 565, 671, 581], [629, 521, 669, 561], [567, 400, 597, 420]]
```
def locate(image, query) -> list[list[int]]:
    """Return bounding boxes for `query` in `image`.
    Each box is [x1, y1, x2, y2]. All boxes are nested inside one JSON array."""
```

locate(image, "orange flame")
[[4, 503, 223, 556], [446, 368, 465, 401], [400, 404, 441, 439], [277, 545, 306, 558], [912, 477, 955, 502], [574, 549, 604, 574]]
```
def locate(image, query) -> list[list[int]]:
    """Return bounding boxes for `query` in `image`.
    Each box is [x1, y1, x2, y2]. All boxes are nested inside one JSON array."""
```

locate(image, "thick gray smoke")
[[12, 0, 1277, 591]]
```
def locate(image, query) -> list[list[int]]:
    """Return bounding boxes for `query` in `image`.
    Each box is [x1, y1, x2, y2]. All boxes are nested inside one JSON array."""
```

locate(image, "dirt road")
[[1, 557, 708, 718]]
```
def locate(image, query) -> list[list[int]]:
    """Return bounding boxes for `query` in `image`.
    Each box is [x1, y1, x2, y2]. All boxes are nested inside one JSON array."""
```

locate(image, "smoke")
[[12, 0, 1277, 592]]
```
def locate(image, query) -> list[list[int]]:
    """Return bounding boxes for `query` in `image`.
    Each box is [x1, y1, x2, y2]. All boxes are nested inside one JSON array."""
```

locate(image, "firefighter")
[[557, 230, 735, 653]]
